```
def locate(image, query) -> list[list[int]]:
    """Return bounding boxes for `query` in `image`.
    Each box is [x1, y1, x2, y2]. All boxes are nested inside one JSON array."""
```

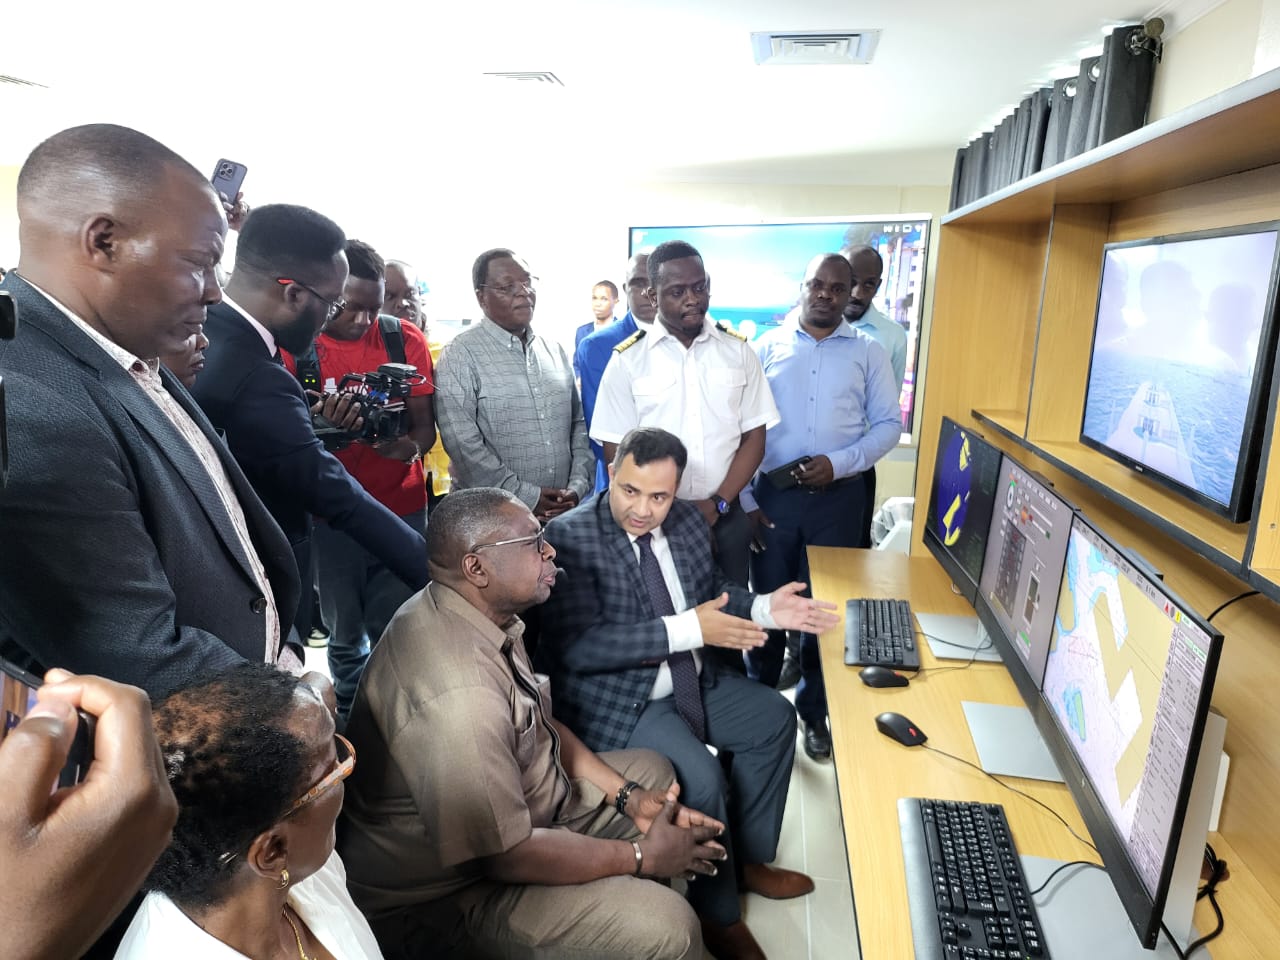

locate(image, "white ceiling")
[[1, 0, 1208, 187]]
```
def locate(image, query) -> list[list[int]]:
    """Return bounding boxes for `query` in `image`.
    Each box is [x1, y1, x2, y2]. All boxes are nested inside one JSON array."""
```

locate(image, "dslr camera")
[[314, 362, 424, 451]]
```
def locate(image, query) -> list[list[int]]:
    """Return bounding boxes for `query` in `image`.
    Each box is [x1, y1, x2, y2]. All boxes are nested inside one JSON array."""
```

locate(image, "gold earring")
[[277, 868, 290, 889]]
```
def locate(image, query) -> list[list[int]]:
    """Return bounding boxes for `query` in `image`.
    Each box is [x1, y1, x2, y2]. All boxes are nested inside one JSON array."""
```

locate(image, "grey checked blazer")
[[538, 492, 754, 751]]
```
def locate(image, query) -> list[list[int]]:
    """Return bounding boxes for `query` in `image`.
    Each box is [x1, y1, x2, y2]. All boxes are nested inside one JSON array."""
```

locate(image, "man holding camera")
[[292, 240, 435, 720], [192, 205, 428, 706]]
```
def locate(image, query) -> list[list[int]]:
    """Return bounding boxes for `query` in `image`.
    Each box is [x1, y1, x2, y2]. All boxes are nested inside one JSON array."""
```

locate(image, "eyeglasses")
[[285, 733, 356, 816], [471, 532, 549, 553], [277, 277, 346, 321], [480, 278, 538, 297]]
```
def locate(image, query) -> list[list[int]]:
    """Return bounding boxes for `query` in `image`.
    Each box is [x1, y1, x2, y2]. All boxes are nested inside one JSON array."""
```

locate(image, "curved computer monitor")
[[1038, 512, 1223, 948], [923, 416, 1003, 603], [973, 454, 1075, 706], [1080, 221, 1280, 521]]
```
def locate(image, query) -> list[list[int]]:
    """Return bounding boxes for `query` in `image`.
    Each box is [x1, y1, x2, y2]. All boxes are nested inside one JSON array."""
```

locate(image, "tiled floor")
[[307, 642, 859, 959], [724, 693, 860, 960]]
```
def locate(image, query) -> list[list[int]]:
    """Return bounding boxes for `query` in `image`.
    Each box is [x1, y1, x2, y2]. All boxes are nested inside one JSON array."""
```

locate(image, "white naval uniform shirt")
[[590, 318, 779, 500]]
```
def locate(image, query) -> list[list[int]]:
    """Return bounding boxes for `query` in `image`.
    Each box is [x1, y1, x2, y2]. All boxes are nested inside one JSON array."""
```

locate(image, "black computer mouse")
[[875, 712, 928, 746], [860, 665, 910, 688]]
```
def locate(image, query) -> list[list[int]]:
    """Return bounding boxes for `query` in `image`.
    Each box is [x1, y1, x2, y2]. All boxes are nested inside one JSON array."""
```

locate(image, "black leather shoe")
[[803, 721, 832, 761]]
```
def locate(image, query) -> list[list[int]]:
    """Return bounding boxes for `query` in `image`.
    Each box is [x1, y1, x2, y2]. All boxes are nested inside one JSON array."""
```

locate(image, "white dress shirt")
[[629, 525, 777, 700], [592, 318, 779, 500]]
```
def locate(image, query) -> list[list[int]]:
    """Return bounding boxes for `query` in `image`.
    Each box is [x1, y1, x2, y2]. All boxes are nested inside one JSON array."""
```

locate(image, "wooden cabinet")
[[913, 66, 1280, 928]]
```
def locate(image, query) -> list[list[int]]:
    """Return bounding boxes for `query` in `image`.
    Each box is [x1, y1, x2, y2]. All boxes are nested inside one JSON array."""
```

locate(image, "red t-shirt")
[[283, 319, 435, 517]]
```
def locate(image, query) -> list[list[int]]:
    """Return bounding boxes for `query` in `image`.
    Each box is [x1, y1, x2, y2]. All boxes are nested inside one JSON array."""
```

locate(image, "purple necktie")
[[636, 532, 706, 742]]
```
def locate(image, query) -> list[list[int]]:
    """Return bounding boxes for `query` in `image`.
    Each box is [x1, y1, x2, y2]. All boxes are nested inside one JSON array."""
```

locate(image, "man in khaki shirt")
[[340, 487, 725, 960]]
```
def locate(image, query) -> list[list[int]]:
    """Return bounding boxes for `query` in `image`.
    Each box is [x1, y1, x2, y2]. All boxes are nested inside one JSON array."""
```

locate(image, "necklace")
[[282, 906, 311, 960]]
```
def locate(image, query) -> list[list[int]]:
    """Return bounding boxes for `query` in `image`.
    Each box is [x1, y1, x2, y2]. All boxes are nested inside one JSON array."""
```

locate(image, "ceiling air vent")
[[750, 30, 881, 66], [0, 74, 47, 88], [483, 71, 564, 86]]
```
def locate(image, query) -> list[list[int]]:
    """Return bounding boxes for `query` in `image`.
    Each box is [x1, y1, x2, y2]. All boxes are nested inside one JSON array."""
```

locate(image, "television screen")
[[629, 217, 929, 434], [923, 416, 1003, 602], [1080, 222, 1280, 521]]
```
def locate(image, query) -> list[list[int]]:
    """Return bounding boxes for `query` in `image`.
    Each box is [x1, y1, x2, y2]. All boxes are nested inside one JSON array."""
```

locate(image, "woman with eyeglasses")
[[115, 662, 382, 959]]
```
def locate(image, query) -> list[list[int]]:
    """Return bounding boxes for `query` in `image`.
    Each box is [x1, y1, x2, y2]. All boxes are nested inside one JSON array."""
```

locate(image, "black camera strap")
[[293, 315, 406, 393], [379, 315, 406, 365]]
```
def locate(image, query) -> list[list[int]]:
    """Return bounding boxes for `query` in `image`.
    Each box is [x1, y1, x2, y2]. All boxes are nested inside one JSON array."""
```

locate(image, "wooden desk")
[[809, 548, 1274, 959]]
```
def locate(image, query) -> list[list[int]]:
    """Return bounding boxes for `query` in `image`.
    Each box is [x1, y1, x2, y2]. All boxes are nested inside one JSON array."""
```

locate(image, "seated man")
[[538, 427, 840, 960], [339, 487, 724, 960]]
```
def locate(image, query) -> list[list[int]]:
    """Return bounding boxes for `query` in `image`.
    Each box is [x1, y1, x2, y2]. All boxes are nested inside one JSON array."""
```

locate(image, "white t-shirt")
[[114, 852, 384, 959]]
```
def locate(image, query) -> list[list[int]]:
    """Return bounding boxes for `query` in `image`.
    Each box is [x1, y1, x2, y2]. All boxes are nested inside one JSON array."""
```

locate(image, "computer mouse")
[[875, 712, 928, 746], [860, 665, 910, 688]]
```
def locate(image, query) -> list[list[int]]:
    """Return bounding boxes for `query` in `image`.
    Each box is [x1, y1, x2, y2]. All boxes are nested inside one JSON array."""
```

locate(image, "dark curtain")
[[949, 24, 1159, 211]]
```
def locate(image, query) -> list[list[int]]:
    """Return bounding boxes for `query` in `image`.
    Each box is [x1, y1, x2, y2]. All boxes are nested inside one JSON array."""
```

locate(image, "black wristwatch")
[[615, 780, 642, 816], [711, 493, 731, 516]]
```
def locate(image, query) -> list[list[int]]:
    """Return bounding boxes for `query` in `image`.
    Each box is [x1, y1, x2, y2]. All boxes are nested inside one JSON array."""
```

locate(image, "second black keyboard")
[[899, 797, 1051, 959], [843, 597, 920, 669]]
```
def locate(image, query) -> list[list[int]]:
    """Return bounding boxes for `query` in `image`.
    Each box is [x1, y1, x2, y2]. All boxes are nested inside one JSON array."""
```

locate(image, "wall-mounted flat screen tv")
[[629, 217, 929, 436], [1079, 222, 1280, 521]]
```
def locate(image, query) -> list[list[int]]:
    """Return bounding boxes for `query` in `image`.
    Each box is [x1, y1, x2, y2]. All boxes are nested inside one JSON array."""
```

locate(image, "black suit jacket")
[[0, 274, 301, 697], [538, 494, 755, 751], [192, 302, 427, 614]]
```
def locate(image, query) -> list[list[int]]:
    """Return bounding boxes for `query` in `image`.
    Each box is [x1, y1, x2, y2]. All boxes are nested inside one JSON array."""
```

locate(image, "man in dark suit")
[[0, 124, 301, 698], [191, 205, 428, 709], [539, 427, 840, 960]]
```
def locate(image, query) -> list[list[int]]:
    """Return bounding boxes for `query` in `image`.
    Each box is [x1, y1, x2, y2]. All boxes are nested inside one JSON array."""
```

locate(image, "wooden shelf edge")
[[1246, 567, 1280, 606], [971, 408, 1247, 578]]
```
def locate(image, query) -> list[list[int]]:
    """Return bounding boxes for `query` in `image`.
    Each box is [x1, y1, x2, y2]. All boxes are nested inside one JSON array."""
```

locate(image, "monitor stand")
[[915, 612, 1002, 663], [1022, 856, 1204, 959], [961, 701, 1064, 782], [1021, 708, 1226, 958]]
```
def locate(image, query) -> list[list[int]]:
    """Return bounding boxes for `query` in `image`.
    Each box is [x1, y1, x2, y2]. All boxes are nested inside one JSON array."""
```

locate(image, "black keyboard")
[[899, 798, 1050, 959], [843, 597, 920, 669]]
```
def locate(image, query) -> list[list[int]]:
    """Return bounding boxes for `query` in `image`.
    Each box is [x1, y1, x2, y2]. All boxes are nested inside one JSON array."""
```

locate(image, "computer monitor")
[[923, 417, 1003, 603], [1039, 512, 1223, 948], [1080, 221, 1280, 521], [974, 454, 1074, 705]]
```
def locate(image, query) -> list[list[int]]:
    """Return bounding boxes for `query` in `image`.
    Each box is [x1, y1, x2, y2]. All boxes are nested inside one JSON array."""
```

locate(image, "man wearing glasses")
[[435, 248, 592, 523], [194, 205, 428, 653], [340, 487, 721, 959]]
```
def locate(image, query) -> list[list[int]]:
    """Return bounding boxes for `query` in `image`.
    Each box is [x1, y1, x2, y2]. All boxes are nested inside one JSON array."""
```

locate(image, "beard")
[[276, 303, 325, 355]]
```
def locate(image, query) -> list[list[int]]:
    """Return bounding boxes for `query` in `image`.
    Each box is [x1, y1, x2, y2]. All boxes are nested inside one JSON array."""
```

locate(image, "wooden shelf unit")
[[913, 66, 1280, 933]]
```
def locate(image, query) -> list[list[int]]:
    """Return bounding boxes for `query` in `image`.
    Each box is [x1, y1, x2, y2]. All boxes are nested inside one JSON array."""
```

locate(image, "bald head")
[[15, 124, 226, 361]]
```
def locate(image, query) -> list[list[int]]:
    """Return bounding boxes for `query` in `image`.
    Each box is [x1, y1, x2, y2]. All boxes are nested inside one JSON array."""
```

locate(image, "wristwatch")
[[711, 493, 731, 516]]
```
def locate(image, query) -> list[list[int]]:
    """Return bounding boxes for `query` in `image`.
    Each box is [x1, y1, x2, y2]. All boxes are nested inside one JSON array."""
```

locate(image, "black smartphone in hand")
[[765, 455, 814, 491], [1, 658, 95, 786]]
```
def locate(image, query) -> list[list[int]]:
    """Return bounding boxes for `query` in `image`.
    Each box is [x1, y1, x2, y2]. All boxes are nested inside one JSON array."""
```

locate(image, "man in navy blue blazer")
[[573, 253, 656, 492], [191, 205, 427, 660], [539, 427, 840, 959]]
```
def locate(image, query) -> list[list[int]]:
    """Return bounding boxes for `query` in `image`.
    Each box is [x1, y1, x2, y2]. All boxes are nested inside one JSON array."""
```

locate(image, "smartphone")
[[210, 158, 248, 202], [765, 455, 814, 491], [1, 657, 95, 786]]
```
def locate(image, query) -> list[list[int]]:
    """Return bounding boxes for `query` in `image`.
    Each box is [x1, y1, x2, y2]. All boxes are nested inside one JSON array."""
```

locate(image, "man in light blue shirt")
[[749, 253, 902, 760], [575, 254, 656, 491], [844, 244, 908, 550]]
